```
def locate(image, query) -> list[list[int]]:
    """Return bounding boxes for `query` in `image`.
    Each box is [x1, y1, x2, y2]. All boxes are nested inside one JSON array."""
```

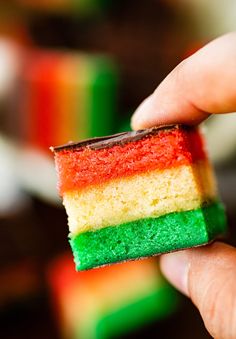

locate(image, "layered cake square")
[[52, 125, 226, 270]]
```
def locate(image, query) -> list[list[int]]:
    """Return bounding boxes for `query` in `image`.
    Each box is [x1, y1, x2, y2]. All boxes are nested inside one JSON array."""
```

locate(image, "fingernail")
[[160, 251, 190, 296], [131, 96, 153, 130]]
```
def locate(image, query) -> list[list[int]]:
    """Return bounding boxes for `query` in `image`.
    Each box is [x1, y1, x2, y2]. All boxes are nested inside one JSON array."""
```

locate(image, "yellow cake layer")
[[63, 161, 217, 235]]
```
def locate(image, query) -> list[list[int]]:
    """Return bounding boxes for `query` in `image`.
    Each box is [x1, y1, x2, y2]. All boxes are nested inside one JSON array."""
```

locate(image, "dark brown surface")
[[28, 1, 196, 112], [0, 290, 212, 339]]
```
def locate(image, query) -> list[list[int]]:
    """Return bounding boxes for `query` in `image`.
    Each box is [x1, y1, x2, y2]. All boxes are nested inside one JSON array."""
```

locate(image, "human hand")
[[131, 32, 236, 339]]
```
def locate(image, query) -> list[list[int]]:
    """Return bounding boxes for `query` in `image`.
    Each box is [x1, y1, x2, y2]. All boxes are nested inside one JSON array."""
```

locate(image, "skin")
[[131, 32, 236, 339]]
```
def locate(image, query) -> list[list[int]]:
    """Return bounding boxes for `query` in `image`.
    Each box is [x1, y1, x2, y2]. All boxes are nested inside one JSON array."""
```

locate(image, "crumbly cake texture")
[[48, 255, 178, 339], [52, 125, 227, 271], [54, 126, 206, 193], [70, 202, 226, 270]]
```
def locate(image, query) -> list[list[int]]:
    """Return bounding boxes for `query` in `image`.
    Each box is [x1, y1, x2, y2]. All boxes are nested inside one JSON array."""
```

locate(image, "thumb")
[[160, 242, 236, 339]]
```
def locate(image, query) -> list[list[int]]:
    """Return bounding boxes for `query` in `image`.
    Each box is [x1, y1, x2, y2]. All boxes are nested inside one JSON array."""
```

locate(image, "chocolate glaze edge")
[[51, 124, 191, 152]]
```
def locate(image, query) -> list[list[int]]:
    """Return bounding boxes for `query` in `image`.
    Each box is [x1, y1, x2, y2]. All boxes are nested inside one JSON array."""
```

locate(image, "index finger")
[[131, 32, 236, 130]]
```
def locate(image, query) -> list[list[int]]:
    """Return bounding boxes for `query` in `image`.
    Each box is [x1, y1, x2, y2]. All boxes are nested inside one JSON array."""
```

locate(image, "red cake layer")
[[24, 53, 62, 149], [48, 254, 98, 293], [55, 128, 206, 194]]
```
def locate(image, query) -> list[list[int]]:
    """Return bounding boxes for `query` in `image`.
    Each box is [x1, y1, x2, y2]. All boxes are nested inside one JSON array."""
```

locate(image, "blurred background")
[[0, 1, 236, 338]]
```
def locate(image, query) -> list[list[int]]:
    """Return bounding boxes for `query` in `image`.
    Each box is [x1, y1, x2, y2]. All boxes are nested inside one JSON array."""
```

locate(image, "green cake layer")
[[70, 202, 226, 271], [74, 280, 178, 339]]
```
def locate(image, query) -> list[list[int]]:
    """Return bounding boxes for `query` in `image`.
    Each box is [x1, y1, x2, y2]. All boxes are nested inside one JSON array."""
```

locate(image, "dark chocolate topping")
[[51, 124, 187, 152]]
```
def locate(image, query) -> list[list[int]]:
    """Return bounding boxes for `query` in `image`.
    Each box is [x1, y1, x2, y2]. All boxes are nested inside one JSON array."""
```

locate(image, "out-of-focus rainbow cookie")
[[52, 125, 227, 270], [48, 254, 178, 339], [20, 50, 117, 151]]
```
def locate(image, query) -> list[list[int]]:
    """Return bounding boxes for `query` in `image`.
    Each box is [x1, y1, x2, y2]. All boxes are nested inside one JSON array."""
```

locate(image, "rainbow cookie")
[[20, 50, 117, 151], [48, 254, 178, 339], [52, 125, 227, 270]]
